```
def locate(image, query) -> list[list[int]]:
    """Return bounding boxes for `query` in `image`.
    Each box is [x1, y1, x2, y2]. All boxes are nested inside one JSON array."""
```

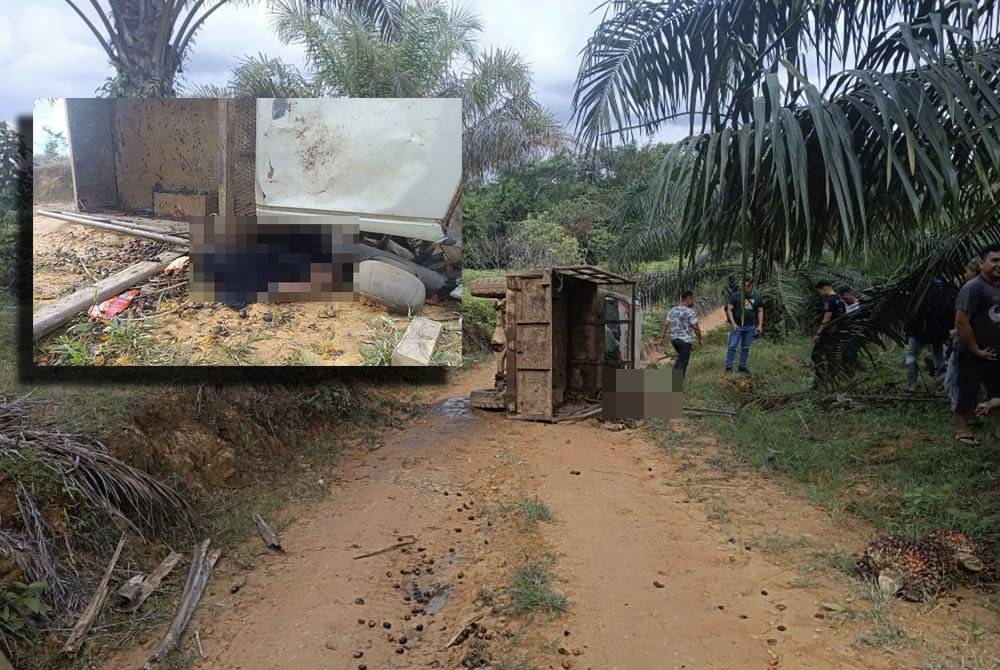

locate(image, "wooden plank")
[[153, 192, 217, 219], [120, 551, 183, 612], [63, 533, 127, 655], [253, 514, 284, 551], [33, 251, 184, 340], [144, 540, 220, 669]]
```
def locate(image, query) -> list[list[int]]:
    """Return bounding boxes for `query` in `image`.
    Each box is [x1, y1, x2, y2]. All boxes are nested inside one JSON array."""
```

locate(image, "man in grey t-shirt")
[[954, 244, 1000, 445], [659, 290, 702, 378]]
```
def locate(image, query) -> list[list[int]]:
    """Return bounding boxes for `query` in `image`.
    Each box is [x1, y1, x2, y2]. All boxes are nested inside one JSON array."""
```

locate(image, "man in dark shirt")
[[724, 281, 763, 373], [812, 281, 847, 386], [954, 244, 1000, 445], [904, 277, 953, 389]]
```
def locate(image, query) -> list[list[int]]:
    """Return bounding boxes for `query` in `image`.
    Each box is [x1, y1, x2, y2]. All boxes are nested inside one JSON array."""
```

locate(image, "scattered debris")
[[118, 551, 183, 612], [391, 317, 443, 366], [144, 539, 221, 669], [445, 613, 485, 648], [63, 533, 128, 655], [552, 405, 603, 423], [86, 289, 140, 320], [163, 255, 190, 275], [353, 535, 417, 560], [253, 513, 284, 551]]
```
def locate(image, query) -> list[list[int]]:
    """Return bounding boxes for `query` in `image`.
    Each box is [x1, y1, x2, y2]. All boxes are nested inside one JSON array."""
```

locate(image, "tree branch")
[[172, 0, 210, 67], [63, 0, 116, 62], [86, 0, 125, 60]]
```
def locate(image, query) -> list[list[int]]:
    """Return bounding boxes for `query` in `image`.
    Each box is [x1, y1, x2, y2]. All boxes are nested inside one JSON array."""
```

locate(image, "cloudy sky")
[[4, 1, 690, 143]]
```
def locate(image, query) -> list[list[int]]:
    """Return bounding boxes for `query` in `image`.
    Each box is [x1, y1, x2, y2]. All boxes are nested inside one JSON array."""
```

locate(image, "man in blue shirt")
[[724, 281, 763, 373]]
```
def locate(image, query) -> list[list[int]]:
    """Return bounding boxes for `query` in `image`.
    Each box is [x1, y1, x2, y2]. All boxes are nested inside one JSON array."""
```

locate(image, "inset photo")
[[31, 97, 462, 367]]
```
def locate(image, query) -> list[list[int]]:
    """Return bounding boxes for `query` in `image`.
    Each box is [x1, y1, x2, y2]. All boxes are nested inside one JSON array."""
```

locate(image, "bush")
[[508, 218, 583, 269]]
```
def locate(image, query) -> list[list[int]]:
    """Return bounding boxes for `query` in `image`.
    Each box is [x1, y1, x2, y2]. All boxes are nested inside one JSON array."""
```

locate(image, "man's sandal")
[[955, 434, 980, 446]]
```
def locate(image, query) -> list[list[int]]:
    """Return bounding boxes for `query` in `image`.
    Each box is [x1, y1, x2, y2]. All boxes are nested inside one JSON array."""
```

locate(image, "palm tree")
[[258, 0, 564, 178], [189, 52, 317, 97], [63, 0, 399, 96], [573, 0, 1000, 381]]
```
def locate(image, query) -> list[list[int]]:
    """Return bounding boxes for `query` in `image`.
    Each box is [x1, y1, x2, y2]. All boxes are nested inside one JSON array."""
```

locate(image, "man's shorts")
[[955, 350, 1000, 413]]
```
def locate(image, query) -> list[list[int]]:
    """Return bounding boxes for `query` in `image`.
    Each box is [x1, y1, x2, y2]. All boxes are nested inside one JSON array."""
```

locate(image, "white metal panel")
[[255, 98, 461, 231]]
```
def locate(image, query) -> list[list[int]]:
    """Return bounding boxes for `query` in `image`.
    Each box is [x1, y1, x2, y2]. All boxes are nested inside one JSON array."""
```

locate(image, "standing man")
[[954, 244, 1000, 445], [724, 281, 763, 373], [812, 281, 847, 386], [903, 277, 953, 389], [659, 290, 702, 378]]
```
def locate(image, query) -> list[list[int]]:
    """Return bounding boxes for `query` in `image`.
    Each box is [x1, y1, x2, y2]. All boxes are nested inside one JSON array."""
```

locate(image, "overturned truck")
[[469, 266, 641, 422]]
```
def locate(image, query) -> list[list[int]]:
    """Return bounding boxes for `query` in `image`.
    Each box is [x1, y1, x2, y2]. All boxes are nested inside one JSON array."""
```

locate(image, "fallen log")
[[63, 533, 127, 655], [33, 251, 185, 339], [253, 514, 284, 551], [353, 535, 416, 560], [119, 551, 183, 612], [144, 539, 220, 669]]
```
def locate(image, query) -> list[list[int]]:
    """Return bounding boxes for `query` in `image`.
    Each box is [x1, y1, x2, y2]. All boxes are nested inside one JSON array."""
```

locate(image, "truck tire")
[[469, 277, 507, 299], [357, 260, 426, 314], [469, 388, 506, 410]]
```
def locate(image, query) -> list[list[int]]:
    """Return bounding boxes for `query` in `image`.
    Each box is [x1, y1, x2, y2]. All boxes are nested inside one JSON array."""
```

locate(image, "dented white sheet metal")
[[255, 98, 462, 242]]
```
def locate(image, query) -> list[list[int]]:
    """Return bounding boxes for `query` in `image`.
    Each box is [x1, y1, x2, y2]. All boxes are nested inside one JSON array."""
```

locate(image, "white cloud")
[[2, 0, 692, 145]]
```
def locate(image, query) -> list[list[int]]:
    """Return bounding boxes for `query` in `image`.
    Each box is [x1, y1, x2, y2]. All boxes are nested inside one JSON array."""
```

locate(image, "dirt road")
[[106, 363, 996, 670]]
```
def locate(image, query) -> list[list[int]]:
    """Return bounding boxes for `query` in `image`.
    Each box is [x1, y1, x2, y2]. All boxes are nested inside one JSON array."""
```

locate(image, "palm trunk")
[[108, 0, 178, 96]]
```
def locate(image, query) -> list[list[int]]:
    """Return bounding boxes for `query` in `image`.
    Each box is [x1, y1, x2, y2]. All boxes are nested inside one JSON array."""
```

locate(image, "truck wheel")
[[470, 388, 506, 410]]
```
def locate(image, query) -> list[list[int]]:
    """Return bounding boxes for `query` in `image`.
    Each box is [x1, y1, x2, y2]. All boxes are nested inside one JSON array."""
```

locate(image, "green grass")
[[519, 497, 556, 524], [646, 331, 1000, 546], [506, 555, 569, 617], [359, 315, 404, 365]]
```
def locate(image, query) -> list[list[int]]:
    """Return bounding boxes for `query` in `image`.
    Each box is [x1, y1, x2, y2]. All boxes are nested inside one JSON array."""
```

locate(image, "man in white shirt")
[[839, 287, 861, 315], [659, 290, 702, 378]]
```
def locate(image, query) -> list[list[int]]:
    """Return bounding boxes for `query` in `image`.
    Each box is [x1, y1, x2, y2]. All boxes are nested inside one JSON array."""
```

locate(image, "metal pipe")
[[53, 210, 189, 237], [36, 210, 190, 247]]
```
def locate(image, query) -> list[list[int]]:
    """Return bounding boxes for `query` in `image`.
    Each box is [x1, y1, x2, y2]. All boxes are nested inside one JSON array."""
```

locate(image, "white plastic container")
[[357, 260, 426, 314]]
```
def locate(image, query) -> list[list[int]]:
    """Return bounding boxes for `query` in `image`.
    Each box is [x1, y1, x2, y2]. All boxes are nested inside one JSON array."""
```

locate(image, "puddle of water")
[[435, 396, 471, 417]]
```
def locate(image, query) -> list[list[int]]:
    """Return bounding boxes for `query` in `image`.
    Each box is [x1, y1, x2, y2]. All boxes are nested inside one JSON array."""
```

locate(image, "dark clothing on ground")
[[728, 290, 763, 327], [671, 339, 693, 374], [955, 274, 1000, 352]]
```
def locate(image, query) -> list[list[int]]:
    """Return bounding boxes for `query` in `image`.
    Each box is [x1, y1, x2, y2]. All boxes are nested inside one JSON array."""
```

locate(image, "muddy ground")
[[32, 207, 461, 366], [97, 362, 999, 670]]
